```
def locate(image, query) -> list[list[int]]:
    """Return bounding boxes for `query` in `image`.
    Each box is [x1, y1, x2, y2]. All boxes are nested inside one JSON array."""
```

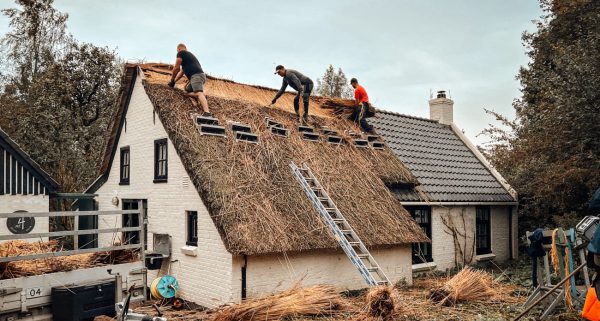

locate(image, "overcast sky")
[[0, 0, 543, 145]]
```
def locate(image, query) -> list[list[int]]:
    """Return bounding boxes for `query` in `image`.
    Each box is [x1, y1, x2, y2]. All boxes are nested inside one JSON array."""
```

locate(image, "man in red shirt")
[[350, 78, 372, 132]]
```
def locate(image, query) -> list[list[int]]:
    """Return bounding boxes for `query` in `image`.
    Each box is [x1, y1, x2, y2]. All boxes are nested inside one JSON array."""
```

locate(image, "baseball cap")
[[274, 65, 284, 74]]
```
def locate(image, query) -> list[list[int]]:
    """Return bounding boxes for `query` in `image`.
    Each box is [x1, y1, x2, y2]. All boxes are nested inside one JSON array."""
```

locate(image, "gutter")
[[449, 123, 518, 201], [400, 201, 518, 206]]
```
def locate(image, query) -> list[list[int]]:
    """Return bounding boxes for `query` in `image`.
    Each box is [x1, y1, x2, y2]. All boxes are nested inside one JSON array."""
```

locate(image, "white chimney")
[[429, 90, 454, 125]]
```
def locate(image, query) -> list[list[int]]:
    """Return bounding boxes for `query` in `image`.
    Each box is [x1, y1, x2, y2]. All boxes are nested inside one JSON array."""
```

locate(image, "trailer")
[[0, 203, 148, 321]]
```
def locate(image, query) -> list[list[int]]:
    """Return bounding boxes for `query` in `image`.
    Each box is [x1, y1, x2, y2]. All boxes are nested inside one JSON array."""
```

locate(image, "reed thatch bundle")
[[428, 267, 496, 306], [353, 285, 400, 321], [0, 240, 137, 279], [140, 76, 428, 255], [212, 284, 352, 321]]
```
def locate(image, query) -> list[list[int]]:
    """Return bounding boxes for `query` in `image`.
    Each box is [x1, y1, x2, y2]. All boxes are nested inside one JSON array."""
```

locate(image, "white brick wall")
[[430, 205, 513, 271], [95, 74, 234, 308], [232, 246, 412, 299], [0, 194, 49, 242]]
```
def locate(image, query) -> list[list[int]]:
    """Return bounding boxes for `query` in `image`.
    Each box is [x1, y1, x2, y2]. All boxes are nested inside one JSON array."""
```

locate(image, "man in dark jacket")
[[168, 43, 211, 117], [271, 65, 313, 123]]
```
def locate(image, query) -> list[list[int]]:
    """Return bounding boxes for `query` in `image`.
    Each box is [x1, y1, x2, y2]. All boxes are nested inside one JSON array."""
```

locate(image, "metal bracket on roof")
[[235, 131, 259, 144], [230, 122, 252, 133], [196, 115, 226, 137], [271, 126, 289, 137], [302, 132, 321, 142], [321, 126, 338, 136], [371, 142, 385, 150], [367, 135, 381, 142], [266, 117, 283, 128], [353, 139, 369, 148], [298, 125, 314, 133], [327, 135, 344, 145]]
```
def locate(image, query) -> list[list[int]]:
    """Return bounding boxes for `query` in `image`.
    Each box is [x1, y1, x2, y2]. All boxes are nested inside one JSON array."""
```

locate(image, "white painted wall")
[[94, 74, 234, 308], [231, 246, 412, 300], [0, 194, 49, 242], [430, 205, 513, 271]]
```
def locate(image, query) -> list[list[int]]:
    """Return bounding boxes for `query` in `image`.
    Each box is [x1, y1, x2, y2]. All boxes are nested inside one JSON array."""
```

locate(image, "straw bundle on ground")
[[212, 284, 351, 321], [428, 267, 496, 306], [353, 285, 400, 321], [0, 240, 138, 279], [130, 63, 428, 255]]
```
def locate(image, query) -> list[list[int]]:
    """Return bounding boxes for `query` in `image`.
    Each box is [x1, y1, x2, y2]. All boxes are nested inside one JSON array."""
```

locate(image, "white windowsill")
[[412, 262, 437, 273], [475, 253, 496, 262], [180, 245, 198, 257]]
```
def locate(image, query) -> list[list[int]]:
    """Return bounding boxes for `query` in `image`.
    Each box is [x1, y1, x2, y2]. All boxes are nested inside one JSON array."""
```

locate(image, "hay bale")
[[0, 240, 137, 279], [428, 267, 496, 306], [212, 284, 351, 321]]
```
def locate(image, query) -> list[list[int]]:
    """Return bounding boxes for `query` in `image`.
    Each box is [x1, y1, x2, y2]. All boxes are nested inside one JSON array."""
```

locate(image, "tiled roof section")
[[369, 111, 515, 202]]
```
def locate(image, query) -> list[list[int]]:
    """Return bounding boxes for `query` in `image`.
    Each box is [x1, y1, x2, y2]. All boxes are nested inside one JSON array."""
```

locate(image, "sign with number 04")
[[26, 287, 42, 299]]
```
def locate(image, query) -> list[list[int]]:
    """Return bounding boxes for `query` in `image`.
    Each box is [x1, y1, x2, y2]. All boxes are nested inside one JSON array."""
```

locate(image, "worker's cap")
[[274, 65, 285, 74], [350, 78, 358, 84]]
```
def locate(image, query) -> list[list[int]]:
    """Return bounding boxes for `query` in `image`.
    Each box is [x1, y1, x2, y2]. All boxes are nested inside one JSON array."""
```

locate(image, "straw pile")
[[139, 77, 428, 255], [428, 267, 497, 306], [0, 240, 138, 279], [212, 284, 351, 321], [352, 285, 400, 321]]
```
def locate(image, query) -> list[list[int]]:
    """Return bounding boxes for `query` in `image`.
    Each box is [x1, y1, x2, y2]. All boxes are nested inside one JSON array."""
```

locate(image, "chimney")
[[429, 90, 454, 125]]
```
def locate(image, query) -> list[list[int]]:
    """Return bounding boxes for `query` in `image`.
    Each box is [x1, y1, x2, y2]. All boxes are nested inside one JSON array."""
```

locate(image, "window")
[[476, 206, 492, 255], [187, 211, 198, 246], [120, 147, 130, 185], [154, 139, 168, 182], [407, 206, 433, 264], [122, 199, 148, 250]]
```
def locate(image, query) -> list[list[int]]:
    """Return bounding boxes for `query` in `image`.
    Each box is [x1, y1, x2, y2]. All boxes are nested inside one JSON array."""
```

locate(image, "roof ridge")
[[375, 109, 440, 123]]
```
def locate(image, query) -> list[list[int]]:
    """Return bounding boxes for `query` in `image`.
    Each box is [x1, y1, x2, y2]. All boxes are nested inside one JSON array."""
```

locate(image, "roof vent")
[[437, 90, 446, 98], [302, 132, 321, 142], [353, 139, 369, 148]]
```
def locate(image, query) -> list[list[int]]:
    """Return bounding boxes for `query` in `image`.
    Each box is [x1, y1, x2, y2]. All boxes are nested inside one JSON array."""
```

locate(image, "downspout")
[[241, 255, 247, 300], [508, 207, 513, 260]]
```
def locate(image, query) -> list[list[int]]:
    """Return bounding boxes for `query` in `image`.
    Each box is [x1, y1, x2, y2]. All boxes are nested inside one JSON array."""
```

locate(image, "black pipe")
[[241, 255, 247, 300]]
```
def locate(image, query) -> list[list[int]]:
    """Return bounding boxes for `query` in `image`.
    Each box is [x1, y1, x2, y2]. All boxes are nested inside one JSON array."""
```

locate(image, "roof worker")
[[168, 43, 211, 117], [271, 65, 314, 123], [350, 78, 373, 132]]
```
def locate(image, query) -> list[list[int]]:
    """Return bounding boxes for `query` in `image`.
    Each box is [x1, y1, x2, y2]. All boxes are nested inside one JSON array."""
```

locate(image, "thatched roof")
[[93, 63, 428, 255]]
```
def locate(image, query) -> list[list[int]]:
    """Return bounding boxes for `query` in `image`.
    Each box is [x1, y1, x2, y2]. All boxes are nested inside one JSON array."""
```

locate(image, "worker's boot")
[[302, 114, 309, 124]]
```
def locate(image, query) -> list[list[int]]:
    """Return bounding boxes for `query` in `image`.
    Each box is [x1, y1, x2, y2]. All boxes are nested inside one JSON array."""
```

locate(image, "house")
[[86, 63, 428, 308], [369, 91, 518, 272], [0, 128, 58, 239]]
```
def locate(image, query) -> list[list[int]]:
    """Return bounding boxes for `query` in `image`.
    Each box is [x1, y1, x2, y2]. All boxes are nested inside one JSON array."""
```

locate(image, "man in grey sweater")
[[271, 65, 314, 122]]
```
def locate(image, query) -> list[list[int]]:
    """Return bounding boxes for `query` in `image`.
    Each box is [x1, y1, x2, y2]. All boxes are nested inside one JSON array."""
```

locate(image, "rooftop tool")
[[196, 115, 225, 137], [290, 161, 390, 287]]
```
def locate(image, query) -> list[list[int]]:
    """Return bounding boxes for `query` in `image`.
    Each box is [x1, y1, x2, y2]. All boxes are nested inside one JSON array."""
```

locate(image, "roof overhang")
[[400, 201, 518, 206]]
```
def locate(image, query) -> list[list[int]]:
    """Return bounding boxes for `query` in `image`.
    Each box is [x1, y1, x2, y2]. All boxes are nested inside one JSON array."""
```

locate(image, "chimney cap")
[[436, 90, 447, 99]]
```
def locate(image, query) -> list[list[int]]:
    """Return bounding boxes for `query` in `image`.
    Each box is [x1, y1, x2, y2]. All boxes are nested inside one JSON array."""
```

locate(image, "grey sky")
[[0, 0, 543, 145]]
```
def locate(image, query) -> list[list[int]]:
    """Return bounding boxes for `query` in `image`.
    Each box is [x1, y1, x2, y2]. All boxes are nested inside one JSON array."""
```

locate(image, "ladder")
[[289, 161, 391, 287]]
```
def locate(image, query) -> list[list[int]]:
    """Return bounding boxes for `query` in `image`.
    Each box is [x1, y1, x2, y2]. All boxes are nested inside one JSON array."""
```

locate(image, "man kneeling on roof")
[[168, 43, 211, 117], [271, 65, 314, 123], [350, 78, 373, 132]]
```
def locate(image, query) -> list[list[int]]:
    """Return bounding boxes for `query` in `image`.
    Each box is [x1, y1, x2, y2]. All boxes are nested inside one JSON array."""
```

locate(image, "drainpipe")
[[241, 255, 247, 300]]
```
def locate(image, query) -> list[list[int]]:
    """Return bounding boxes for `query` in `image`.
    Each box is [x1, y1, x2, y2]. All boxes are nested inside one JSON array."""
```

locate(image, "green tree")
[[0, 0, 121, 192], [315, 64, 353, 99], [481, 0, 600, 229]]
